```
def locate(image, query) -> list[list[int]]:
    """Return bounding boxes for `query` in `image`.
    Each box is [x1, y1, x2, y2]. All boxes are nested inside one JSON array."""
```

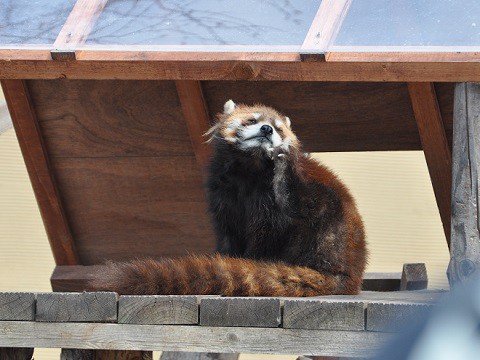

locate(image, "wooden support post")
[[161, 353, 238, 360], [175, 80, 212, 168], [408, 82, 452, 247], [0, 347, 34, 360], [1, 80, 79, 265], [61, 349, 152, 359], [448, 83, 480, 285]]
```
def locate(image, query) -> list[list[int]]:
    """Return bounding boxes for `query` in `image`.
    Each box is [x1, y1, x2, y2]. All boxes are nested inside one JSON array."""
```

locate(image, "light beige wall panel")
[[313, 151, 450, 289]]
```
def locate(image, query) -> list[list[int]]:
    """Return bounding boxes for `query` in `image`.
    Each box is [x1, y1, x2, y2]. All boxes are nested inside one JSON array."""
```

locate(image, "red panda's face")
[[207, 100, 299, 155]]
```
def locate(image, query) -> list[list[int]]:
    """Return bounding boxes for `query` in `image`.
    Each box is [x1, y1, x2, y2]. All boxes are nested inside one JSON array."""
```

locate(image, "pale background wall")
[[0, 89, 449, 359]]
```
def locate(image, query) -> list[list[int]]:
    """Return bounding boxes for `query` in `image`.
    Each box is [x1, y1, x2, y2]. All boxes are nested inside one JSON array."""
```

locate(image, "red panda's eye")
[[247, 119, 257, 124], [276, 127, 283, 133]]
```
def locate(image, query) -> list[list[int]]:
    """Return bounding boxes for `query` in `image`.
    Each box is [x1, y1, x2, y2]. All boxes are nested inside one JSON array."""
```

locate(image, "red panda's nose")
[[260, 125, 273, 136]]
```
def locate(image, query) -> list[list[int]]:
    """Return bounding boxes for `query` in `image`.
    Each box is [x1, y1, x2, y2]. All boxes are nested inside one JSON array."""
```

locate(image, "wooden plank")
[[28, 80, 194, 158], [0, 80, 79, 265], [447, 83, 480, 284], [366, 303, 432, 332], [301, 0, 352, 61], [203, 81, 421, 152], [362, 273, 400, 292], [36, 292, 117, 322], [400, 264, 428, 291], [62, 349, 95, 360], [175, 81, 212, 168], [0, 293, 35, 321], [408, 82, 452, 246], [3, 57, 480, 82], [200, 298, 281, 328], [0, 322, 390, 358], [61, 349, 153, 360], [326, 50, 480, 62], [0, 347, 34, 360], [161, 352, 238, 360], [50, 265, 418, 293], [311, 290, 443, 304], [49, 157, 214, 264], [283, 300, 364, 331], [119, 296, 198, 325], [53, 0, 108, 55]]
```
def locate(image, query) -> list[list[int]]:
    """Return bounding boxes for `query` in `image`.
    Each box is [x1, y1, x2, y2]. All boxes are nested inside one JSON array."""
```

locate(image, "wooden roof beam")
[[52, 0, 109, 60], [301, 0, 352, 62]]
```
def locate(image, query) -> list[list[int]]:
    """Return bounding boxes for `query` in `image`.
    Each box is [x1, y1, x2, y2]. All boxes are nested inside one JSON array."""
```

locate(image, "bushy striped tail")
[[89, 254, 358, 297]]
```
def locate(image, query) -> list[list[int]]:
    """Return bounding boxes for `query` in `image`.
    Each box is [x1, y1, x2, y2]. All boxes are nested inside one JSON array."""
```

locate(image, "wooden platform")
[[0, 290, 444, 358]]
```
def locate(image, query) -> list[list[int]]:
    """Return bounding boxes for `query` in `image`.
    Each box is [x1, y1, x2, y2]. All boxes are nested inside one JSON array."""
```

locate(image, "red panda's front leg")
[[271, 149, 303, 217]]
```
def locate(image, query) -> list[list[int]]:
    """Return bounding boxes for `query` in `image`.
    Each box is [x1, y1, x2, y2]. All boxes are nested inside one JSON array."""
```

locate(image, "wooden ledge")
[[0, 290, 444, 357]]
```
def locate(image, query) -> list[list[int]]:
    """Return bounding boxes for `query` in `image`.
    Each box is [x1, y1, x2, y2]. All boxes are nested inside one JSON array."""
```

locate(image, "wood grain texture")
[[400, 264, 428, 291], [3, 57, 480, 82], [0, 322, 390, 357], [200, 298, 281, 328], [36, 292, 117, 322], [175, 81, 212, 168], [0, 80, 79, 265], [119, 295, 198, 325], [408, 82, 452, 246], [366, 303, 432, 332], [161, 352, 238, 360], [447, 83, 480, 284], [283, 300, 364, 331], [49, 157, 214, 264], [301, 0, 352, 61], [0, 293, 35, 321], [27, 80, 194, 158], [203, 81, 421, 152], [53, 0, 108, 51], [0, 347, 33, 360], [61, 349, 152, 360]]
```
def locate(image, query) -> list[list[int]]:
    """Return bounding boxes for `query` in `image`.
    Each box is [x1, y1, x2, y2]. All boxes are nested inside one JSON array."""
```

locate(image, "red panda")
[[90, 101, 367, 296]]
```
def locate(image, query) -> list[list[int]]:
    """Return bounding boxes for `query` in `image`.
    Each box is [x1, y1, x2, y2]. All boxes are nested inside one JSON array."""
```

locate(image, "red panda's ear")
[[285, 116, 292, 128], [224, 99, 236, 115]]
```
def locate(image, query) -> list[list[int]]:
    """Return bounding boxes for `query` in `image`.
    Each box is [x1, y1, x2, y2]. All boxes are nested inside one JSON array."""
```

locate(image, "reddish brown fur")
[[90, 103, 367, 297], [90, 255, 345, 296]]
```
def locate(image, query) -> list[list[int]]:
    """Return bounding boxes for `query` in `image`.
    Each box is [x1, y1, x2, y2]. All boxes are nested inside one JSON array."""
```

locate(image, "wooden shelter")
[[1, 0, 480, 357]]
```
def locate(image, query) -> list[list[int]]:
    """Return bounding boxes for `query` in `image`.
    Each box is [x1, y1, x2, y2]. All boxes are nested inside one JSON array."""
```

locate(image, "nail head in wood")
[[36, 292, 117, 322], [400, 263, 428, 291], [0, 292, 35, 321], [118, 295, 198, 325], [283, 300, 365, 331], [200, 297, 281, 328]]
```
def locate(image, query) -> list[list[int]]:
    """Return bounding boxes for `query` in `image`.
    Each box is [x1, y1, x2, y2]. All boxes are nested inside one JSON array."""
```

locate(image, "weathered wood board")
[[0, 293, 35, 321], [448, 82, 480, 284], [283, 300, 364, 331], [0, 321, 389, 358], [200, 298, 281, 328], [119, 295, 198, 325], [36, 292, 117, 322]]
